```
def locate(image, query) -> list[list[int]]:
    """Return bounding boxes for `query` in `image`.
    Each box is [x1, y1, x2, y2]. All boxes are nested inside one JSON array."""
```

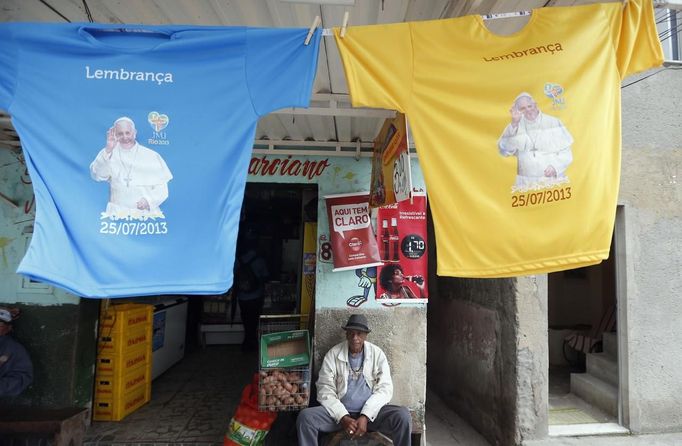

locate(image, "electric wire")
[[82, 0, 94, 23], [37, 0, 71, 22], [621, 65, 682, 89]]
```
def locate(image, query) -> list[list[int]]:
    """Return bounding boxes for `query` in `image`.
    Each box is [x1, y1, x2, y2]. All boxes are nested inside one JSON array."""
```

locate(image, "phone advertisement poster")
[[325, 192, 383, 272], [369, 113, 413, 208], [376, 193, 428, 303]]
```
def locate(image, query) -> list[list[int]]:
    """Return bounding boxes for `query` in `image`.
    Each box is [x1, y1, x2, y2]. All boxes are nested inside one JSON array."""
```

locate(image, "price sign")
[[401, 234, 426, 259]]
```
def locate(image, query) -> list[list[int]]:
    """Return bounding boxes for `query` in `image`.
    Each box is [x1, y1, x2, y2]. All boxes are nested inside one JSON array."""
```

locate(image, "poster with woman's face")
[[376, 193, 428, 303]]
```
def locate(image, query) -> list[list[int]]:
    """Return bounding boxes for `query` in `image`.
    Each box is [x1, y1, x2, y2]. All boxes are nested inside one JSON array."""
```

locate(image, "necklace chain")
[[523, 115, 542, 157], [118, 145, 139, 187], [349, 350, 364, 381]]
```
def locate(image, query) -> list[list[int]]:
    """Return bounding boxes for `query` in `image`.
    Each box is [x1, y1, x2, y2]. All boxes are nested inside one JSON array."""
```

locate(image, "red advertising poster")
[[369, 113, 413, 208], [376, 193, 428, 303], [325, 192, 383, 272]]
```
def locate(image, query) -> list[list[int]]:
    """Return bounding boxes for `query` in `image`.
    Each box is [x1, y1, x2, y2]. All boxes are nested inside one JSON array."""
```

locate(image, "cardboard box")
[[260, 330, 310, 369]]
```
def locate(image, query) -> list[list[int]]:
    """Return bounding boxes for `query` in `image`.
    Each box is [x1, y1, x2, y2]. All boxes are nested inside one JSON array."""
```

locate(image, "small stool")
[[321, 430, 394, 446], [0, 407, 88, 446]]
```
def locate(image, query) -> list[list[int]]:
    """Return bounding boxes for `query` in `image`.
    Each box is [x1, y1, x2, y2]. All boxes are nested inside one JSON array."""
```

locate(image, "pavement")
[[524, 433, 682, 446], [84, 344, 682, 446], [425, 391, 682, 446]]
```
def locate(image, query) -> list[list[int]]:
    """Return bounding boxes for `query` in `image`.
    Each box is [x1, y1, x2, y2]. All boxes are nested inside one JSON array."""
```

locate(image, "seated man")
[[296, 314, 411, 446], [0, 307, 33, 397]]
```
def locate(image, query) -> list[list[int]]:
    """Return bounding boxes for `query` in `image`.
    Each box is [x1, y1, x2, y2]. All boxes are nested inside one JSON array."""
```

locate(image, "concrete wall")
[[619, 67, 682, 433], [426, 276, 517, 446], [426, 271, 547, 446]]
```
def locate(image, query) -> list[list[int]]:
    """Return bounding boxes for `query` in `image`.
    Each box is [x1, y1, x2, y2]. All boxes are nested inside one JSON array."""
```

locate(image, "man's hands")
[[137, 198, 150, 210], [354, 415, 368, 438], [341, 414, 369, 439], [544, 165, 557, 178]]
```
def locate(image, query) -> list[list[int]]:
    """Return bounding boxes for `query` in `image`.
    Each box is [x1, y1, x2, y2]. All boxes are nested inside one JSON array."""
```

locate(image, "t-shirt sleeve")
[[605, 0, 664, 79], [0, 24, 18, 111], [333, 22, 413, 112], [245, 27, 322, 116]]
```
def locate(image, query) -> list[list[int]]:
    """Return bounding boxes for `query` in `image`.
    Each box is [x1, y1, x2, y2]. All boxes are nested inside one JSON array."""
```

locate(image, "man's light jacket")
[[316, 340, 393, 422]]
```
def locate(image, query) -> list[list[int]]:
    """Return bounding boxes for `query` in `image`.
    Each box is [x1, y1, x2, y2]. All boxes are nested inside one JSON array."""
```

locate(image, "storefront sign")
[[325, 192, 382, 272], [248, 155, 330, 180], [376, 193, 428, 303], [369, 113, 413, 207]]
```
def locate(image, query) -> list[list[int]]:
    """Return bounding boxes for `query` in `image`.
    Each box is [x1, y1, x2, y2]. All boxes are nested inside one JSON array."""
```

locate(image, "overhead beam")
[[273, 106, 395, 118]]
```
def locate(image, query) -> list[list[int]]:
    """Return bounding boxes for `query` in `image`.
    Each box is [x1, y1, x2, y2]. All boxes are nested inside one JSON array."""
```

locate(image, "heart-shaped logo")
[[543, 83, 564, 100], [148, 111, 169, 132]]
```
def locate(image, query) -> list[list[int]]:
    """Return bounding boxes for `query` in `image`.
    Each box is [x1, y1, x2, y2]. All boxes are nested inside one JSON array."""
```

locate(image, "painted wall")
[[0, 149, 98, 410], [0, 151, 428, 419], [618, 68, 682, 433]]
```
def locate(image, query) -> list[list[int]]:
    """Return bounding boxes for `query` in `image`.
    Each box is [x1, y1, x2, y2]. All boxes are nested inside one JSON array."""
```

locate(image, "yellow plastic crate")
[[92, 380, 151, 421], [97, 324, 151, 357], [96, 343, 151, 378], [94, 362, 151, 400], [100, 303, 153, 334]]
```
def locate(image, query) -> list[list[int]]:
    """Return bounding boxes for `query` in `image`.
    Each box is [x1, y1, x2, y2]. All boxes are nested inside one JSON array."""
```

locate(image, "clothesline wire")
[[621, 65, 682, 89]]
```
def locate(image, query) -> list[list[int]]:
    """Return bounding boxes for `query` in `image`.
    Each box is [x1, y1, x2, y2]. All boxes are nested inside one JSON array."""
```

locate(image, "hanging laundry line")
[[303, 1, 682, 44]]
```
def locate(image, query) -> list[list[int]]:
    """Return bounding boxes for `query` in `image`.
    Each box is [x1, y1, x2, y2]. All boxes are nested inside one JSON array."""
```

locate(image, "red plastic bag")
[[225, 373, 278, 446]]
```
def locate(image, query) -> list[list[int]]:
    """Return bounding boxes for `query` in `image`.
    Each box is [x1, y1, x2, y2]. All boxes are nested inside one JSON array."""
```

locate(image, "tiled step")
[[602, 331, 618, 359], [587, 352, 618, 387], [570, 373, 618, 418]]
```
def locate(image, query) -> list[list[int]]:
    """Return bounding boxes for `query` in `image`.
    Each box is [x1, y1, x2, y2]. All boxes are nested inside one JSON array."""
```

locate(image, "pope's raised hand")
[[105, 127, 117, 154], [510, 106, 522, 127]]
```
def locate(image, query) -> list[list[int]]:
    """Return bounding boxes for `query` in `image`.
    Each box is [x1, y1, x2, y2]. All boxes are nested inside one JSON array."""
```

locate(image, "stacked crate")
[[93, 303, 153, 421], [258, 328, 311, 412]]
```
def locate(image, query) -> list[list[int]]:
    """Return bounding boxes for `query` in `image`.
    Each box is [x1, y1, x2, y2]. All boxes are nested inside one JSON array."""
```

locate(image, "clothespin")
[[305, 16, 321, 45], [340, 11, 350, 38]]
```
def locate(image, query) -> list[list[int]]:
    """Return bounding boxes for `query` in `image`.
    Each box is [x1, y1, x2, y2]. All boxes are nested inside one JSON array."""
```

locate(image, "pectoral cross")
[[124, 176, 131, 187]]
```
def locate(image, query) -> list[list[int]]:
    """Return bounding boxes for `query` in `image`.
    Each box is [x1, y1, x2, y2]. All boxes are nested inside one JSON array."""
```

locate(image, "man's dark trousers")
[[296, 404, 411, 446]]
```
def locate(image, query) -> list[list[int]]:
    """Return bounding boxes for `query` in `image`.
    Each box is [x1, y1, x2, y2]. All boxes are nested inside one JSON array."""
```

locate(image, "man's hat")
[[0, 307, 19, 323], [342, 314, 371, 333], [0, 308, 13, 323]]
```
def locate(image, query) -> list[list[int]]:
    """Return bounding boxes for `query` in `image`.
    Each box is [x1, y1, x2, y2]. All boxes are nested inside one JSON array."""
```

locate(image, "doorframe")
[[614, 205, 630, 429]]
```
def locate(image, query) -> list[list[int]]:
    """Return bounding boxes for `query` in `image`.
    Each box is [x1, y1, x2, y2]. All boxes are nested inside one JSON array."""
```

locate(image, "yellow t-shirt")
[[335, 0, 663, 278]]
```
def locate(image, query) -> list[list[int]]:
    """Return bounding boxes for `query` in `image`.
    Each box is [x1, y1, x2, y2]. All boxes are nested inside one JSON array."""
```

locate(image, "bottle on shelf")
[[382, 219, 390, 261], [391, 217, 400, 262]]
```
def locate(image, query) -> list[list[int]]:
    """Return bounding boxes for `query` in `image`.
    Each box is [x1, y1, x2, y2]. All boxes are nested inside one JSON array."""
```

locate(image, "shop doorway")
[[547, 209, 626, 436], [85, 182, 318, 443]]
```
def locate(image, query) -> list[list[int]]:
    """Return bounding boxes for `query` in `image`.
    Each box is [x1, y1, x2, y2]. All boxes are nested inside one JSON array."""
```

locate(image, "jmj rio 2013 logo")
[[147, 111, 170, 145]]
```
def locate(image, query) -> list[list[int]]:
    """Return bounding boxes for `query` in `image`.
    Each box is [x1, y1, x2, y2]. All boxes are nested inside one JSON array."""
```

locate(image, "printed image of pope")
[[497, 92, 574, 193], [90, 116, 173, 219]]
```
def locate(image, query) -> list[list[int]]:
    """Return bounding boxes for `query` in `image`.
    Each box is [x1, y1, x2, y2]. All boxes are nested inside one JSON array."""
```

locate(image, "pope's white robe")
[[90, 142, 173, 219], [498, 112, 573, 192]]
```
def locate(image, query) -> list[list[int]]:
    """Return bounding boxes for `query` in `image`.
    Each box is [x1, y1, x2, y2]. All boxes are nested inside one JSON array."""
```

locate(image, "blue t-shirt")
[[0, 23, 321, 298]]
